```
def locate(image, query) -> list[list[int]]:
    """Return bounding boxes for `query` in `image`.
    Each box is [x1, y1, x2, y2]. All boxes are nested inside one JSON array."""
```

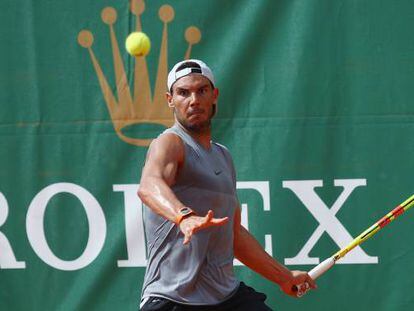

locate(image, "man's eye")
[[178, 90, 188, 96]]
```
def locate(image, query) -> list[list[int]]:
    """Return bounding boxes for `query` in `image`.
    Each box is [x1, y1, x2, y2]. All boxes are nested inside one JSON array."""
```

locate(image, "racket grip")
[[294, 257, 335, 297]]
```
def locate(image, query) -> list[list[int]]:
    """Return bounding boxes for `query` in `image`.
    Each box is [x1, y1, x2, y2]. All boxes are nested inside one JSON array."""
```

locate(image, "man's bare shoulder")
[[151, 132, 184, 150], [147, 132, 185, 162]]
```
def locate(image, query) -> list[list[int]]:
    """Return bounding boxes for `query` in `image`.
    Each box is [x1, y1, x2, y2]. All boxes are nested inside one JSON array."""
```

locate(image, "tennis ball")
[[125, 32, 151, 57]]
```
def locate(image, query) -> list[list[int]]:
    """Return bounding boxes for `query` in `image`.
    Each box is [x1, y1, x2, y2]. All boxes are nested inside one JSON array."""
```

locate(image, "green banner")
[[1, 0, 414, 310]]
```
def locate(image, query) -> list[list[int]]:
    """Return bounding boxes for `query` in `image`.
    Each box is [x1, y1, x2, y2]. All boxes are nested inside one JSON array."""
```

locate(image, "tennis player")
[[137, 59, 316, 310]]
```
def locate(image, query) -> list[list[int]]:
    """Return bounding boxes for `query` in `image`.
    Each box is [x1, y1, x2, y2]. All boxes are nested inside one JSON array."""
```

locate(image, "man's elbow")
[[137, 184, 150, 203]]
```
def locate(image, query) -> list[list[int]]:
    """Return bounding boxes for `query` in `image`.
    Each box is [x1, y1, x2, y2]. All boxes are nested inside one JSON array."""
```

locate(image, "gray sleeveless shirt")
[[140, 125, 240, 305]]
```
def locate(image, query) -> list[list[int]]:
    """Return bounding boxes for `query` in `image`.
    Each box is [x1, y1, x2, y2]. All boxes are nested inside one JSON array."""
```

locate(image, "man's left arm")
[[233, 206, 316, 296]]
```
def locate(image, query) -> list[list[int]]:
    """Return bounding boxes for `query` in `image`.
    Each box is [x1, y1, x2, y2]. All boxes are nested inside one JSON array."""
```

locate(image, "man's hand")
[[280, 270, 317, 297], [179, 210, 229, 244]]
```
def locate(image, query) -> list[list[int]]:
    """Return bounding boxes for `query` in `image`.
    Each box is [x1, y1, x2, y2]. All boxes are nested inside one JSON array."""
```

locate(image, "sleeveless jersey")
[[140, 124, 240, 305]]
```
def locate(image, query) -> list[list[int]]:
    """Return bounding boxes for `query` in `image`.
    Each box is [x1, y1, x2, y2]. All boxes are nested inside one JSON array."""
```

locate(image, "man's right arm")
[[138, 133, 186, 222], [137, 133, 228, 244]]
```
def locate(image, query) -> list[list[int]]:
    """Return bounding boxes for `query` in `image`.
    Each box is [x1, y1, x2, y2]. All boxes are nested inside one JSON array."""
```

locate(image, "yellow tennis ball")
[[125, 32, 151, 57]]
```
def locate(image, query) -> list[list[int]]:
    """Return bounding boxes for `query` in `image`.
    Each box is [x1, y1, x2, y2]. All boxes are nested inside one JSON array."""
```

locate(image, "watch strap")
[[175, 207, 195, 224]]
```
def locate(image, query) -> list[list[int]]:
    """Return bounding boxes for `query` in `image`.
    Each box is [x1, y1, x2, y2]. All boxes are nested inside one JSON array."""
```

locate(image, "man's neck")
[[175, 122, 212, 149]]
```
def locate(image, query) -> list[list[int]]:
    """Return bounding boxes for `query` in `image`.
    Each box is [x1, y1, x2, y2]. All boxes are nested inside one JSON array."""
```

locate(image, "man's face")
[[167, 74, 218, 133]]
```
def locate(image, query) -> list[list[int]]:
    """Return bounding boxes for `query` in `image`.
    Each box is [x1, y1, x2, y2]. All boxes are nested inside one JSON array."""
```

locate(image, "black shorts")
[[140, 282, 273, 311]]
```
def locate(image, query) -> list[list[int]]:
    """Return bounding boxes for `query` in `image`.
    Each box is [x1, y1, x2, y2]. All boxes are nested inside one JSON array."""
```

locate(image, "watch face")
[[180, 207, 193, 216], [180, 207, 191, 215], [176, 207, 195, 224]]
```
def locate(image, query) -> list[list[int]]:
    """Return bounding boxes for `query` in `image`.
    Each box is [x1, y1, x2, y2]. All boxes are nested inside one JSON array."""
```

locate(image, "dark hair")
[[176, 61, 201, 72]]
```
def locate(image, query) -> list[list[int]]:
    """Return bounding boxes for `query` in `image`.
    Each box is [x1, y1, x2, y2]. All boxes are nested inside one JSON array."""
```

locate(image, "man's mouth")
[[188, 109, 204, 117]]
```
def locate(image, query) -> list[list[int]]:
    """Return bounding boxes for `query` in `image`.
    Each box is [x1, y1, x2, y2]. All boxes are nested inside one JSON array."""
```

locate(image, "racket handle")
[[309, 257, 335, 279], [294, 257, 335, 297]]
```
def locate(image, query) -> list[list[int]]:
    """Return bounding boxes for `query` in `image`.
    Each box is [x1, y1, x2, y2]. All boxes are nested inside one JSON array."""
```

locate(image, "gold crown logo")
[[77, 0, 201, 147]]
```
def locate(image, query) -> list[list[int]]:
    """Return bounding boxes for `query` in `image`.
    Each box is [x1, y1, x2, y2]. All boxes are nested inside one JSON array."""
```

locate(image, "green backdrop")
[[1, 0, 414, 310]]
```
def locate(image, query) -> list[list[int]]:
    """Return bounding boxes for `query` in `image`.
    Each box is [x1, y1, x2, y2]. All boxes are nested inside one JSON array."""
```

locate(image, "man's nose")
[[189, 92, 200, 105]]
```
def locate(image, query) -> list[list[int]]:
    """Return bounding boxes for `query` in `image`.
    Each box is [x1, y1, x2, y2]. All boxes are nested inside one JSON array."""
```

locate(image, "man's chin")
[[184, 120, 211, 133]]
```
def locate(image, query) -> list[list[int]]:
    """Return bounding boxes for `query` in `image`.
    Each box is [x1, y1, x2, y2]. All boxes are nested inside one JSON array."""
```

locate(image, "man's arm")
[[233, 207, 316, 296], [137, 133, 228, 244], [138, 133, 186, 221]]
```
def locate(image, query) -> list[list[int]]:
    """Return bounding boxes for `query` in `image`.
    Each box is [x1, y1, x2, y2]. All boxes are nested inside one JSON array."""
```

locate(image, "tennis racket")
[[295, 194, 414, 297]]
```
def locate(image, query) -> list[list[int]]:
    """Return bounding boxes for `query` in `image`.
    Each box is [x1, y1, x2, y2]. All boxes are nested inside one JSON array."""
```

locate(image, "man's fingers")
[[183, 228, 193, 245], [204, 210, 213, 222], [209, 217, 229, 225], [203, 210, 229, 226], [306, 276, 317, 289], [299, 272, 317, 289], [180, 211, 230, 244]]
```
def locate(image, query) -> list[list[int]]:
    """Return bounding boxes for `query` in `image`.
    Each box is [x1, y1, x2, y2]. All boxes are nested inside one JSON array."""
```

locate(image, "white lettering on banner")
[[283, 179, 378, 265], [237, 182, 270, 211], [234, 182, 272, 266], [0, 192, 26, 268], [26, 183, 107, 271], [113, 184, 147, 267], [0, 179, 376, 270]]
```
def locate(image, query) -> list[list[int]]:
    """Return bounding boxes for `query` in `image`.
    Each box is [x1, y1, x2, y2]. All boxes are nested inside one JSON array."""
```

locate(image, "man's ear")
[[166, 92, 174, 108], [212, 88, 219, 117], [213, 88, 219, 105]]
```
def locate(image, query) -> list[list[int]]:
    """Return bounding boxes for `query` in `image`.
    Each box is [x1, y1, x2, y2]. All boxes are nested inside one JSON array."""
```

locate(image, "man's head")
[[166, 59, 218, 134]]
